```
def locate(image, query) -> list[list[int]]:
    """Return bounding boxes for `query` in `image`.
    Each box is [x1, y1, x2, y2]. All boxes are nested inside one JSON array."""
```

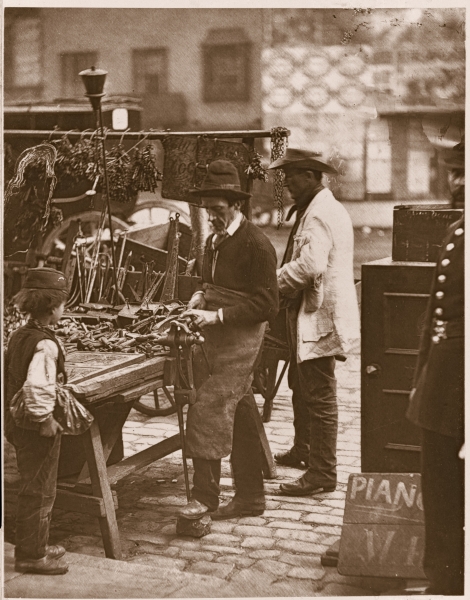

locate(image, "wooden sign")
[[338, 473, 425, 579], [162, 136, 249, 201]]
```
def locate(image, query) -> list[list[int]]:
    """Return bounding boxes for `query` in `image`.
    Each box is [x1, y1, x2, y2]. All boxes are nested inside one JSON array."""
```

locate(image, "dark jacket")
[[407, 216, 464, 441], [202, 218, 279, 326], [4, 322, 66, 433]]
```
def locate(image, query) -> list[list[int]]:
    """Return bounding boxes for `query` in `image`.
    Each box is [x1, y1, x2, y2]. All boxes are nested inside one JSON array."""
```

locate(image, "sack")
[[9, 384, 94, 435], [53, 385, 94, 435]]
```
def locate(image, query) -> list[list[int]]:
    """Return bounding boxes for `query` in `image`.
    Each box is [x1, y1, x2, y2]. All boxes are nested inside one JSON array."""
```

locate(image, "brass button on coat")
[[446, 243, 455, 251], [438, 275, 446, 283], [435, 291, 444, 300], [441, 258, 450, 267]]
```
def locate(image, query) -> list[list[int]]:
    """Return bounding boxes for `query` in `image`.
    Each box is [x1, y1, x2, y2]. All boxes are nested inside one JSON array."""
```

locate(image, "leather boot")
[[15, 555, 69, 575], [211, 497, 265, 521]]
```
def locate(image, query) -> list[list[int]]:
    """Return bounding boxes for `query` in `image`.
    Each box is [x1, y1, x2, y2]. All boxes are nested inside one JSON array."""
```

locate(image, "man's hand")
[[182, 309, 219, 328], [39, 416, 64, 437], [187, 293, 207, 310]]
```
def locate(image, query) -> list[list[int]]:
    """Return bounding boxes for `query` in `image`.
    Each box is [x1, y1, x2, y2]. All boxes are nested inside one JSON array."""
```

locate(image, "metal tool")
[[160, 214, 181, 302], [154, 320, 204, 501]]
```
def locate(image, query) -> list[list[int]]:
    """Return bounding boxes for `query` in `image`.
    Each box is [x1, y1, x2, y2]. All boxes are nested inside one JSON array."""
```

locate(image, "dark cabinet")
[[361, 258, 435, 473]]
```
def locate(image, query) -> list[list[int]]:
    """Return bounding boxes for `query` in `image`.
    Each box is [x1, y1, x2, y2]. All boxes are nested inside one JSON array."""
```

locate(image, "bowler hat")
[[268, 148, 338, 175], [23, 268, 67, 291], [189, 160, 251, 202]]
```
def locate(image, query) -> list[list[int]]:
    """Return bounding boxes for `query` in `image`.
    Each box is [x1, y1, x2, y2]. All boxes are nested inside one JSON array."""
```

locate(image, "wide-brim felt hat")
[[23, 267, 67, 291], [188, 159, 251, 202], [268, 148, 338, 175]]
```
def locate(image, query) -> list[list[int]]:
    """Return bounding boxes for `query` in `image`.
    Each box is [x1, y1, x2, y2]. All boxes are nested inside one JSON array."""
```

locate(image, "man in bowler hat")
[[268, 148, 359, 496], [179, 160, 279, 520]]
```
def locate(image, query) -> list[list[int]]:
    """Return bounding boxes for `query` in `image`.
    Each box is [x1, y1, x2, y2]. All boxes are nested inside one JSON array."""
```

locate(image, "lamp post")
[[79, 66, 120, 304]]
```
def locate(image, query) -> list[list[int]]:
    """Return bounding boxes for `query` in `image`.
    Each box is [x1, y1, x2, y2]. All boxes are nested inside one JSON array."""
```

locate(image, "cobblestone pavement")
[[4, 344, 407, 596]]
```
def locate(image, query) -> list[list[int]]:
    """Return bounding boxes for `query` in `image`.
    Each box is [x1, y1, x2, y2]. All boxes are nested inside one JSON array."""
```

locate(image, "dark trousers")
[[421, 428, 464, 595], [6, 417, 62, 560], [288, 354, 338, 485], [191, 392, 264, 511]]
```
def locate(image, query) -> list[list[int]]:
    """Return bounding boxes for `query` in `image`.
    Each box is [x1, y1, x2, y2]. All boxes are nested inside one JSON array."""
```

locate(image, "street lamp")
[[79, 66, 120, 304]]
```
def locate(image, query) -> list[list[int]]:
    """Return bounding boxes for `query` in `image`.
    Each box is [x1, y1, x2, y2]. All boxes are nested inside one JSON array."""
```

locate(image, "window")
[[407, 120, 433, 196], [366, 119, 392, 195], [4, 11, 42, 91], [61, 52, 98, 98], [203, 29, 251, 102], [133, 49, 168, 96]]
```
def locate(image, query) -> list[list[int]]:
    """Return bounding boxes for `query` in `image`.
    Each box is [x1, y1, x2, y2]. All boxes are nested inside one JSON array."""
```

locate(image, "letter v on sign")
[[364, 528, 396, 564]]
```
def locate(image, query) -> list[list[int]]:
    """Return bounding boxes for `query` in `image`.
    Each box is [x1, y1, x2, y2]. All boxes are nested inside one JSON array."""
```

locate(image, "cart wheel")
[[133, 386, 178, 417], [40, 211, 129, 259]]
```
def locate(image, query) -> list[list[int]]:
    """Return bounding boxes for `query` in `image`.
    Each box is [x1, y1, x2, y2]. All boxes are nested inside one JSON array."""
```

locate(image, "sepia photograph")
[[2, 2, 466, 598]]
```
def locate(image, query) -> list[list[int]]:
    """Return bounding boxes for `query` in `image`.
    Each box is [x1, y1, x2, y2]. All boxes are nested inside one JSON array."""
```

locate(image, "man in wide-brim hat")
[[178, 160, 279, 520], [268, 148, 360, 497], [268, 148, 339, 174]]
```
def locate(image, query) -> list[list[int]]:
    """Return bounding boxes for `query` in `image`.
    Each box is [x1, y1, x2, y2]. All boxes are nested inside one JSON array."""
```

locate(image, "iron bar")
[[4, 129, 289, 140]]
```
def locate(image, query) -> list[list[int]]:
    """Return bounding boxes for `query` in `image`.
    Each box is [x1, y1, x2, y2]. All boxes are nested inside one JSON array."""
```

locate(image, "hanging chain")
[[270, 127, 289, 228]]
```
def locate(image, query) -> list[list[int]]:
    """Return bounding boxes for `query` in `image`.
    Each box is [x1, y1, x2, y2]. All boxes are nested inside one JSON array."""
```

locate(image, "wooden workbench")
[[55, 353, 179, 560], [54, 351, 276, 560]]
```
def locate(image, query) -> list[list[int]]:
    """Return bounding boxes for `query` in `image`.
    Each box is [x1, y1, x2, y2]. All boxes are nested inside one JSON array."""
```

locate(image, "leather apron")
[[185, 283, 266, 459]]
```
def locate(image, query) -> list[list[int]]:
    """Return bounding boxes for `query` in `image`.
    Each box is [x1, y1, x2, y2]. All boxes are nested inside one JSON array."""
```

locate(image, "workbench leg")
[[81, 421, 123, 560], [77, 401, 133, 483], [248, 393, 277, 480]]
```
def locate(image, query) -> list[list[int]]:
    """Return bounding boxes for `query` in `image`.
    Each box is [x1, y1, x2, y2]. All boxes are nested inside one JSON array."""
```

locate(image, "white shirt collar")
[[226, 212, 244, 236], [213, 212, 244, 247]]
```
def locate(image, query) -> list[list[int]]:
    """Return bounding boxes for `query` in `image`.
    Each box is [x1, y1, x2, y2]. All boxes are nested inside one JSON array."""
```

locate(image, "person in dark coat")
[[178, 160, 279, 521], [407, 143, 464, 595]]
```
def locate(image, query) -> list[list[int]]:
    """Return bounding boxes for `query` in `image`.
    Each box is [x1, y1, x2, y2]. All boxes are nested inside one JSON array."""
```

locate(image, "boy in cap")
[[5, 268, 70, 574]]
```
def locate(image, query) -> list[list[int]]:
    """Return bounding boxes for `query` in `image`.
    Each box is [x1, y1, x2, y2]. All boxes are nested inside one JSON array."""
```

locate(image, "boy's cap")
[[23, 268, 67, 291]]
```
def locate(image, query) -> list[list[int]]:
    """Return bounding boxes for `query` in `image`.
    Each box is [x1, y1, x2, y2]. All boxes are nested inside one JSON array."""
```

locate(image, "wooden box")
[[392, 204, 462, 262]]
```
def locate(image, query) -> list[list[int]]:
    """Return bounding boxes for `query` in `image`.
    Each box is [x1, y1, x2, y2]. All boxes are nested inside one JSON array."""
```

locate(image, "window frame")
[[60, 51, 99, 98], [203, 41, 251, 103], [4, 10, 43, 95], [132, 48, 169, 97]]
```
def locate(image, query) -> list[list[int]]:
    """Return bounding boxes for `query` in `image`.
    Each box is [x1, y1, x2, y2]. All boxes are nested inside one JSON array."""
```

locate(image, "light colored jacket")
[[277, 188, 360, 363]]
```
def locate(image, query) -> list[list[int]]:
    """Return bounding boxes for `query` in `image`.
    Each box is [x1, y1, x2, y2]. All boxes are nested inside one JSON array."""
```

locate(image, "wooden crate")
[[392, 204, 462, 262]]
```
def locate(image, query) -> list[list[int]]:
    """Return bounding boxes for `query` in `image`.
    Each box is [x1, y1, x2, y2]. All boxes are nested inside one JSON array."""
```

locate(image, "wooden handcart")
[[55, 350, 276, 559]]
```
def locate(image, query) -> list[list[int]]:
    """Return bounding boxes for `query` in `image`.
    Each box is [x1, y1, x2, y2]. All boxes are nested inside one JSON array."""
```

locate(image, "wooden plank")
[[247, 394, 276, 479], [112, 378, 164, 402], [338, 523, 425, 579], [66, 352, 145, 385], [80, 421, 123, 559], [54, 489, 108, 517], [105, 434, 181, 486], [73, 356, 166, 402], [77, 402, 133, 483]]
